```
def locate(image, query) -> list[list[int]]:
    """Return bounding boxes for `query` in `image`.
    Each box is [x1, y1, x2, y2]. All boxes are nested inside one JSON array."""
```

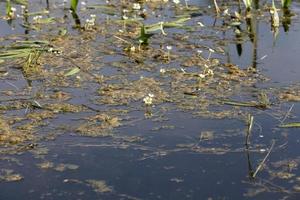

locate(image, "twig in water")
[[252, 140, 276, 178]]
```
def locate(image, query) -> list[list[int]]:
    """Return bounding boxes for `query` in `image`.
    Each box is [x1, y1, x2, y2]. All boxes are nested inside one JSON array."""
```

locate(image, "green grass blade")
[[222, 100, 258, 107], [6, 0, 12, 17], [70, 0, 79, 12], [64, 67, 80, 77], [282, 0, 292, 8], [279, 122, 300, 128]]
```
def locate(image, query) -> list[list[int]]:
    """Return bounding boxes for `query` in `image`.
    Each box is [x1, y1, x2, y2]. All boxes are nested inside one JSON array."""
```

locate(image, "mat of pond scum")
[[1, 0, 300, 199]]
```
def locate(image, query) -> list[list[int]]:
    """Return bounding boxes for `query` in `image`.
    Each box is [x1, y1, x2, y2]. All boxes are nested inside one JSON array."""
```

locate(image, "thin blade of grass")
[[222, 99, 269, 109], [252, 140, 275, 178], [64, 67, 80, 77], [222, 100, 258, 107], [70, 0, 79, 12], [279, 122, 300, 128]]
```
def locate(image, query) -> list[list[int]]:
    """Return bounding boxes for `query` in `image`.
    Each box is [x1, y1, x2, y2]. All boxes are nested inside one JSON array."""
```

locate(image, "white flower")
[[166, 46, 172, 50], [130, 46, 136, 52], [133, 3, 141, 10], [223, 9, 229, 16], [33, 15, 43, 22], [143, 93, 155, 105], [85, 15, 96, 30], [81, 1, 86, 5], [199, 73, 206, 79], [173, 0, 180, 4], [143, 96, 153, 105], [148, 93, 154, 98], [11, 7, 17, 12], [206, 69, 214, 76], [160, 68, 166, 74]]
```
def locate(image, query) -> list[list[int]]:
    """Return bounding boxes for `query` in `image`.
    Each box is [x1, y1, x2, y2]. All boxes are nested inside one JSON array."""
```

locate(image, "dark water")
[[1, 1, 300, 200]]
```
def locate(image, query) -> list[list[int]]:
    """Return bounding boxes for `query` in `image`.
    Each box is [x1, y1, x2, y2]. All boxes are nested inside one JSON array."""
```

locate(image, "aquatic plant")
[[84, 14, 96, 30], [143, 93, 154, 106], [243, 0, 253, 10], [6, 0, 16, 19], [270, 0, 280, 33], [282, 0, 292, 9], [279, 122, 300, 128], [70, 0, 79, 12], [138, 25, 154, 45], [23, 49, 42, 75], [245, 114, 254, 145]]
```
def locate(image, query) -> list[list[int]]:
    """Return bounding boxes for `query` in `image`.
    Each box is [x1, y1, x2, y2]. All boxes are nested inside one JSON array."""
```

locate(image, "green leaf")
[[13, 0, 28, 5], [281, 0, 292, 9], [70, 0, 79, 12], [137, 25, 154, 45], [279, 122, 300, 128], [6, 0, 12, 17], [64, 67, 80, 76], [242, 0, 252, 9]]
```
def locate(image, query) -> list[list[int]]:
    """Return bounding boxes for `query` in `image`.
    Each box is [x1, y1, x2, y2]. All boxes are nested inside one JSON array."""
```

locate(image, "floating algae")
[[86, 180, 113, 193]]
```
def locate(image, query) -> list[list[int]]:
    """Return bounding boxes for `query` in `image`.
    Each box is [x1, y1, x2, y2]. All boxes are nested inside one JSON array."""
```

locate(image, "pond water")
[[1, 0, 300, 199]]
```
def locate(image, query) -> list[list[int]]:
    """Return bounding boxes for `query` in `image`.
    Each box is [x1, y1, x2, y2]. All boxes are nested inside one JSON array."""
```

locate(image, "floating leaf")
[[34, 17, 55, 24], [145, 17, 190, 32], [86, 180, 113, 193], [64, 67, 80, 77]]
